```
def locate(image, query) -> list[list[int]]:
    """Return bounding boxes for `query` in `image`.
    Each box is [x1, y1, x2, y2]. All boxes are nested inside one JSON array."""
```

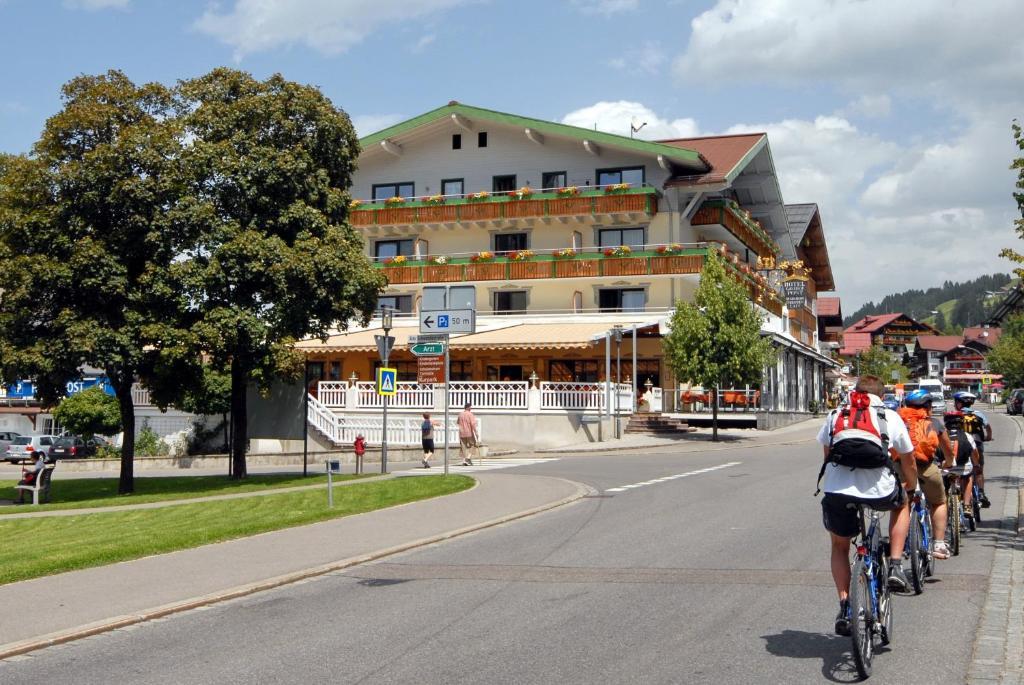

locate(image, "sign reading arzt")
[[420, 309, 475, 334], [410, 342, 445, 357]]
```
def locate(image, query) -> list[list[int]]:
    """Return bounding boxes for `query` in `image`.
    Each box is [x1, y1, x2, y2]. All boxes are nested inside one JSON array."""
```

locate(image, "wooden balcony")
[[691, 200, 780, 258], [351, 187, 658, 228]]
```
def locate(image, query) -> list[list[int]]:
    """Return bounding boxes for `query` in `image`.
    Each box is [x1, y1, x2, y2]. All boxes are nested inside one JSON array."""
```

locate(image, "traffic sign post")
[[376, 368, 397, 395], [420, 309, 476, 334]]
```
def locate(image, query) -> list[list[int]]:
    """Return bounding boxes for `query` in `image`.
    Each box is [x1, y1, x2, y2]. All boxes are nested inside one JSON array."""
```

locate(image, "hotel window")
[[550, 360, 599, 383], [441, 178, 464, 197], [598, 227, 645, 248], [596, 166, 644, 187], [493, 290, 528, 314], [598, 288, 645, 312], [493, 232, 528, 253], [377, 295, 413, 314], [372, 182, 414, 201], [542, 171, 567, 190], [449, 361, 472, 382], [478, 131, 488, 147], [452, 134, 462, 150], [374, 239, 415, 259], [492, 175, 516, 192]]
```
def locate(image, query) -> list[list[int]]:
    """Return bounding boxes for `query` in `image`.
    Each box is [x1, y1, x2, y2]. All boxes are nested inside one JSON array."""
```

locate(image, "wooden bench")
[[15, 463, 55, 505]]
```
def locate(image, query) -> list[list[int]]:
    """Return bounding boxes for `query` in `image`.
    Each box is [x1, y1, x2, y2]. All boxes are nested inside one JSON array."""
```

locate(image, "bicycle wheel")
[[878, 555, 893, 645], [850, 557, 874, 679], [907, 511, 924, 594], [922, 511, 934, 578], [947, 492, 962, 556], [972, 486, 982, 526]]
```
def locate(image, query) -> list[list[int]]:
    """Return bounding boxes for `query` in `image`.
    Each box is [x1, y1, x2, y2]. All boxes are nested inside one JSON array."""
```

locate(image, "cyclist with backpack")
[[896, 389, 956, 559], [817, 375, 917, 635], [940, 411, 983, 518], [954, 391, 992, 508]]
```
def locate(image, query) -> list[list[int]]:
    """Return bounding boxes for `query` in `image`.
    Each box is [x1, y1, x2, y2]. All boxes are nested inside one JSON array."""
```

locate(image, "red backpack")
[[815, 392, 894, 495]]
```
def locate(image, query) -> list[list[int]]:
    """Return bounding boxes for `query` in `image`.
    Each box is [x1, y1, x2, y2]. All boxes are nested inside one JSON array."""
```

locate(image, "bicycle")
[[942, 466, 970, 556], [969, 480, 982, 531], [905, 488, 933, 594], [847, 503, 894, 679]]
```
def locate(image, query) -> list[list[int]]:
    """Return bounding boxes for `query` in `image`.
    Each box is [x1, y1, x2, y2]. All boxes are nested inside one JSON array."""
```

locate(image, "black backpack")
[[815, 403, 895, 495]]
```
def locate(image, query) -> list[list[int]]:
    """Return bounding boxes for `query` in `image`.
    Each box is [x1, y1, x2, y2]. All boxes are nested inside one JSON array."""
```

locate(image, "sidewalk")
[[0, 472, 588, 659]]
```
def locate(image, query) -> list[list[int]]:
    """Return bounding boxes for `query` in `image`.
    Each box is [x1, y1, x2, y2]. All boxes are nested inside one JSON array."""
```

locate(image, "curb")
[[0, 476, 590, 661]]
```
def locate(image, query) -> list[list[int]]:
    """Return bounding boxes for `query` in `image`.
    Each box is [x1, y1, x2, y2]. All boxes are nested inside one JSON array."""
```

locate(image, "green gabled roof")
[[359, 102, 709, 173]]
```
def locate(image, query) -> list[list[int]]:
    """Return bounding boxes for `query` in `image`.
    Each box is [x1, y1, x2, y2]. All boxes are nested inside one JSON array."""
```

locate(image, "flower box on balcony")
[[651, 255, 703, 275], [602, 257, 647, 277], [377, 207, 417, 225], [503, 198, 546, 219], [459, 202, 502, 221], [417, 205, 457, 223], [594, 193, 650, 214], [465, 262, 506, 281], [423, 264, 464, 283], [509, 260, 552, 279], [350, 210, 375, 227], [555, 258, 600, 278], [547, 197, 593, 217], [381, 265, 420, 285]]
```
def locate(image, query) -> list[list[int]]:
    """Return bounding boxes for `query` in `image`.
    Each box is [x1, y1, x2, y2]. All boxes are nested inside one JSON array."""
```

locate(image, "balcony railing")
[[351, 186, 658, 227], [691, 200, 780, 258]]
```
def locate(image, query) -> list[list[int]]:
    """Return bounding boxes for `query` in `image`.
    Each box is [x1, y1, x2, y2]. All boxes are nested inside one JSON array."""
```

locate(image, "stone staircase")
[[624, 414, 696, 435]]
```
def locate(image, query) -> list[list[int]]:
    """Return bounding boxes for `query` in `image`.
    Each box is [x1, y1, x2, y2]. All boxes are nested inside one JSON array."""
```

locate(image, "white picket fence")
[[448, 381, 529, 410], [131, 383, 152, 407], [355, 381, 434, 409], [317, 381, 348, 407], [307, 393, 469, 446], [539, 382, 634, 412]]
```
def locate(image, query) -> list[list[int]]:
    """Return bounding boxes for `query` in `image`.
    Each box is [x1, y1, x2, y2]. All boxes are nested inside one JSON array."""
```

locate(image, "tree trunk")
[[114, 377, 136, 494], [711, 386, 719, 443], [230, 358, 248, 479]]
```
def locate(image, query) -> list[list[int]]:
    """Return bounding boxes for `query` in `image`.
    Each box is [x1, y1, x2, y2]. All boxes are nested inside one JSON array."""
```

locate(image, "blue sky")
[[2, 0, 1022, 311]]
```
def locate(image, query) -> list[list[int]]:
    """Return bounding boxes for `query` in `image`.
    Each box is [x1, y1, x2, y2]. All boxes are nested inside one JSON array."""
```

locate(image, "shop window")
[[550, 360, 600, 382], [487, 365, 525, 381], [449, 361, 472, 381]]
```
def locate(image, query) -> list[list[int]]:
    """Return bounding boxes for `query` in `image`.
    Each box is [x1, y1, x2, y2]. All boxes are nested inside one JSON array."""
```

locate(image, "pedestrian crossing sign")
[[377, 368, 397, 396]]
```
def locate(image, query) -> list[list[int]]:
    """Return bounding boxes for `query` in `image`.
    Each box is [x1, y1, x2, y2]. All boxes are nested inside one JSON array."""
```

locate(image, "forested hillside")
[[844, 274, 1013, 332]]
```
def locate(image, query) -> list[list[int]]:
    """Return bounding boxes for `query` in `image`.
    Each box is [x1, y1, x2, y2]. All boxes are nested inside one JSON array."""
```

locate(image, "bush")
[[135, 424, 169, 457], [53, 387, 122, 438], [95, 444, 122, 460]]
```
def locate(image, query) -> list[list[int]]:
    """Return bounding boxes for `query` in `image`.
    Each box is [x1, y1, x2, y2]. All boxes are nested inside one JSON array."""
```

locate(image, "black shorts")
[[821, 490, 905, 538], [422, 438, 435, 453]]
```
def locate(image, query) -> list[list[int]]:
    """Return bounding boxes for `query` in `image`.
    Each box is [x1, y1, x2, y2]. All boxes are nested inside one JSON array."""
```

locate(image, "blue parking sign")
[[438, 314, 450, 329]]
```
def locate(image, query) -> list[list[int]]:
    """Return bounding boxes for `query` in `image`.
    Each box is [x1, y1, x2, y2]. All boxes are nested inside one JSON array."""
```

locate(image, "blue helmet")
[[883, 398, 900, 411], [904, 389, 932, 407], [953, 391, 976, 407]]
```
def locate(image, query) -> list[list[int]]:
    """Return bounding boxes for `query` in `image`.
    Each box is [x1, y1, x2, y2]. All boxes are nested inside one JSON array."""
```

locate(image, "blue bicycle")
[[848, 503, 894, 678], [905, 489, 933, 594]]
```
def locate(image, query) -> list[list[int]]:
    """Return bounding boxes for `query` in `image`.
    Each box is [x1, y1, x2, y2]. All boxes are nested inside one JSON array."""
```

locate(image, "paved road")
[[3, 414, 1019, 684]]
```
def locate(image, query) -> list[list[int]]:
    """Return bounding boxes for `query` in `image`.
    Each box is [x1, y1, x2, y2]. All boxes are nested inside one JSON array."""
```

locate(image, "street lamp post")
[[381, 306, 393, 474], [613, 325, 623, 438]]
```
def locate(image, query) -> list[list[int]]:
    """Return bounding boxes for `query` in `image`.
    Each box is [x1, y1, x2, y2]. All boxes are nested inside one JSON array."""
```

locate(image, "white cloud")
[[840, 94, 891, 119], [411, 33, 436, 53], [570, 0, 639, 15], [561, 101, 699, 140], [64, 0, 129, 9], [350, 113, 406, 137], [606, 40, 665, 74], [673, 0, 1024, 99], [194, 0, 470, 58]]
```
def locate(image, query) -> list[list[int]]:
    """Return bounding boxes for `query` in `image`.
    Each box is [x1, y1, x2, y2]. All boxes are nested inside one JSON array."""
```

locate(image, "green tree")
[[989, 314, 1024, 388], [1000, 119, 1024, 278], [0, 71, 188, 494], [663, 252, 776, 441], [853, 345, 910, 382], [934, 309, 948, 333], [175, 69, 385, 478], [53, 387, 122, 439]]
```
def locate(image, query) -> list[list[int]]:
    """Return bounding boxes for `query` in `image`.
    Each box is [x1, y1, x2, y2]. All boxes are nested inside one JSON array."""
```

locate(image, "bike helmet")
[[953, 391, 976, 407], [904, 388, 932, 407]]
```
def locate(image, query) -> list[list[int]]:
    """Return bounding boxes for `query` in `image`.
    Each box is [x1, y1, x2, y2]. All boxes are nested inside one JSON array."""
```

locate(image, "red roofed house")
[[840, 313, 938, 361], [913, 335, 964, 378]]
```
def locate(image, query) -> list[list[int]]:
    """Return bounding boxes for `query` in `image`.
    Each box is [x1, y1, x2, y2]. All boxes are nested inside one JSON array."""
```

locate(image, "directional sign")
[[981, 375, 993, 385], [376, 367, 397, 396], [417, 355, 445, 384], [420, 309, 475, 334], [409, 333, 449, 344], [410, 342, 445, 357], [374, 335, 395, 362]]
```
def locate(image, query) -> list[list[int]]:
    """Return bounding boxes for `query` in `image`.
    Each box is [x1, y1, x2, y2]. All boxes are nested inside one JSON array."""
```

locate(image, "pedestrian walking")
[[353, 434, 366, 474], [457, 402, 479, 466], [421, 412, 436, 468]]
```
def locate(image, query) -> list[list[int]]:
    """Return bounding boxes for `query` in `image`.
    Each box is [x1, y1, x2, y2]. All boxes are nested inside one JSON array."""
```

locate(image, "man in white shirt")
[[817, 375, 917, 636]]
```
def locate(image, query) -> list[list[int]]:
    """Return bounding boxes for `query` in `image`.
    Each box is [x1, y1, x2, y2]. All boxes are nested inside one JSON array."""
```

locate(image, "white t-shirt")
[[816, 395, 914, 498]]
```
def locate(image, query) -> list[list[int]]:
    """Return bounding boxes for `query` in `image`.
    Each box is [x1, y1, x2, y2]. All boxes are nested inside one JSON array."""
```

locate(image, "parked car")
[[881, 393, 900, 411], [1007, 388, 1024, 415], [49, 435, 98, 459], [3, 434, 58, 463], [0, 431, 22, 454]]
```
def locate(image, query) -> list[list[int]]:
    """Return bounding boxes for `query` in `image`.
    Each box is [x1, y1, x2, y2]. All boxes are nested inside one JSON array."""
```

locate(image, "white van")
[[918, 379, 945, 411]]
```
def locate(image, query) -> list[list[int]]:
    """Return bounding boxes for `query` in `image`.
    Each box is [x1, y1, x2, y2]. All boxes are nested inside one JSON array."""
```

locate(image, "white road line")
[[604, 462, 741, 494], [397, 458, 558, 476]]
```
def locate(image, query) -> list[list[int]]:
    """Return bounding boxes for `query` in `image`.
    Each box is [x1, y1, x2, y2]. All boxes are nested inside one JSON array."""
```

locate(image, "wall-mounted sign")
[[782, 277, 808, 310]]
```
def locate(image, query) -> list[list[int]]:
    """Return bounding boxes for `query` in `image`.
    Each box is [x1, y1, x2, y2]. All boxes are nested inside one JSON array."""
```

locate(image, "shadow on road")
[[761, 629, 887, 683]]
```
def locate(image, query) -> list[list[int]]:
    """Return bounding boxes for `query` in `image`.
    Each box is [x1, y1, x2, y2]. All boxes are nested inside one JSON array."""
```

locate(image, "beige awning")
[[295, 327, 421, 353], [450, 323, 634, 351]]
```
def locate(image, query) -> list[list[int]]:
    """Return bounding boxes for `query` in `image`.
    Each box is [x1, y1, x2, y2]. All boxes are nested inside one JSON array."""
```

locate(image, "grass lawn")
[[0, 475, 473, 585], [0, 473, 372, 511]]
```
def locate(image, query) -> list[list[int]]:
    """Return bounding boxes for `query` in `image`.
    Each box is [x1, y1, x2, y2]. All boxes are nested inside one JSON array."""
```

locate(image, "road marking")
[[397, 458, 558, 476], [604, 462, 741, 493]]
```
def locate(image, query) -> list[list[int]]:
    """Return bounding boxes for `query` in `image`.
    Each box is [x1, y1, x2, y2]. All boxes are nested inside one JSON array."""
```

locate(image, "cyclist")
[[954, 391, 991, 507], [817, 375, 917, 635], [896, 389, 955, 559], [941, 411, 982, 518]]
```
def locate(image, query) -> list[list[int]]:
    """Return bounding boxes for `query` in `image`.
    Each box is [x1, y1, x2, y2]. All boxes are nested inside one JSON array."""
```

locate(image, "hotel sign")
[[782, 277, 808, 310]]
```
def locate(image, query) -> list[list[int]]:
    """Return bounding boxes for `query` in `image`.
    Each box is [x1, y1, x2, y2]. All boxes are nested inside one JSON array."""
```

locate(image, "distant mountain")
[[844, 274, 1013, 332]]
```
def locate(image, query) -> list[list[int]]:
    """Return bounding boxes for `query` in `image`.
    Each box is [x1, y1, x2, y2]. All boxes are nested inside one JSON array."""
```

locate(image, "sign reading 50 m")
[[419, 309, 475, 334]]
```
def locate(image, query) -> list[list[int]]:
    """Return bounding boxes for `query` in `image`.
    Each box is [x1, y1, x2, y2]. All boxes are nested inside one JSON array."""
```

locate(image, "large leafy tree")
[[663, 252, 775, 441], [175, 69, 385, 478], [1000, 120, 1024, 278], [0, 71, 187, 494], [853, 344, 910, 382]]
